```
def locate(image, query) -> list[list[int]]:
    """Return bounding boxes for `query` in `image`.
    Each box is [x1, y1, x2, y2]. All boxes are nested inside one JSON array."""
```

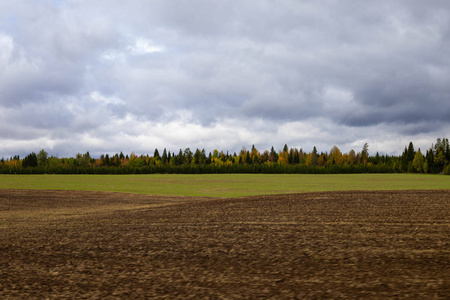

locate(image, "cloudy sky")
[[1, 0, 449, 158]]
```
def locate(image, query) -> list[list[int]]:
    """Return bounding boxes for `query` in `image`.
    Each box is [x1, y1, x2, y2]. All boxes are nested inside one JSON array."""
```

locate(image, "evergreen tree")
[[361, 143, 369, 165], [293, 149, 300, 164], [444, 138, 450, 160], [154, 149, 160, 159], [177, 149, 184, 165], [161, 148, 168, 164], [246, 151, 252, 164], [407, 142, 415, 163], [426, 149, 435, 173], [269, 146, 278, 163], [104, 154, 110, 166], [201, 149, 207, 164], [23, 152, 38, 168], [192, 149, 202, 165]]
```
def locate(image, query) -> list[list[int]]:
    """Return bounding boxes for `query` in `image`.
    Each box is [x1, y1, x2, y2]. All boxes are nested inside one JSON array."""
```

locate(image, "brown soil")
[[0, 189, 449, 299]]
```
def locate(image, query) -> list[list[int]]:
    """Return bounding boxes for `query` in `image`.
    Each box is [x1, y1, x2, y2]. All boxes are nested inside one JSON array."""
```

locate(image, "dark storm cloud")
[[1, 0, 449, 157]]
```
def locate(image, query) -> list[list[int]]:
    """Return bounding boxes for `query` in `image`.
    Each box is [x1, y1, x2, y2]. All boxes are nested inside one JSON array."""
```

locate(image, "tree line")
[[1, 138, 449, 175]]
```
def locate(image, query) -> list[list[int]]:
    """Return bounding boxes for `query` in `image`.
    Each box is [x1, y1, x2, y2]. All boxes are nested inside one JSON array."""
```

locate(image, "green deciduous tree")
[[76, 152, 91, 168], [412, 149, 424, 172], [184, 148, 193, 164], [37, 149, 48, 167]]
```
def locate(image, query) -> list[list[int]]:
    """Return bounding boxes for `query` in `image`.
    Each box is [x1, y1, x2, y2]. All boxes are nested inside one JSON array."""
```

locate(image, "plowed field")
[[1, 189, 449, 299]]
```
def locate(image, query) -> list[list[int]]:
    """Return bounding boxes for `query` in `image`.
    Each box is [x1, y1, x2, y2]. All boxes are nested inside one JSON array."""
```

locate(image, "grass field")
[[1, 175, 449, 298], [0, 173, 448, 197]]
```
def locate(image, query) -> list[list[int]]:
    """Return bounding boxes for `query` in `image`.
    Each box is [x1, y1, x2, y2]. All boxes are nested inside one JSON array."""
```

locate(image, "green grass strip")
[[0, 174, 449, 198]]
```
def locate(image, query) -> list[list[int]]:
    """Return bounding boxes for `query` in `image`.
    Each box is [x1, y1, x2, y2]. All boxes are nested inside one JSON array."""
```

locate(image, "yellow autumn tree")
[[318, 154, 326, 166], [305, 149, 318, 166], [329, 145, 342, 165], [278, 151, 289, 164]]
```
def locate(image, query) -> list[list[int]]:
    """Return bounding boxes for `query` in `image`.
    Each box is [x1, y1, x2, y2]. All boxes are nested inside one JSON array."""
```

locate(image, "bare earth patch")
[[0, 189, 449, 299]]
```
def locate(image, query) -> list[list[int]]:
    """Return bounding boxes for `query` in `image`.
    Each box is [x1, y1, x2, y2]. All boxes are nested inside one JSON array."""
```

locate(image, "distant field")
[[0, 173, 448, 197]]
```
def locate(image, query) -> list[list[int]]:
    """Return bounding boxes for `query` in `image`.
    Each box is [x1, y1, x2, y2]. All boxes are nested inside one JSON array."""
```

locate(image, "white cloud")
[[0, 33, 14, 65], [90, 91, 124, 105], [128, 38, 164, 55]]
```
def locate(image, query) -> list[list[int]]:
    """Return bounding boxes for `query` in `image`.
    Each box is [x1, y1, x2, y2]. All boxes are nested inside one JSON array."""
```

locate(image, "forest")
[[1, 138, 449, 175]]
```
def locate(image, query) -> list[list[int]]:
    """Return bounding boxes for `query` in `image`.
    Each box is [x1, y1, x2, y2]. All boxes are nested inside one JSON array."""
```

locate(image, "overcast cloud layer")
[[1, 0, 449, 157]]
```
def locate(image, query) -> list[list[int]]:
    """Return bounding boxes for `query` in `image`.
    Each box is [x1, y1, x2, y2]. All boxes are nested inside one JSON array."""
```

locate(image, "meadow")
[[0, 173, 448, 197], [1, 174, 449, 298]]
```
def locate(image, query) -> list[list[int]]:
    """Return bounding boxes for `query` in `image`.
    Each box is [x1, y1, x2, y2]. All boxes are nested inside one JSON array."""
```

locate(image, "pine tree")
[[177, 149, 184, 165], [407, 142, 415, 163], [23, 152, 38, 168], [161, 148, 168, 164], [154, 149, 160, 159], [269, 146, 278, 163], [104, 154, 110, 166], [361, 143, 369, 165], [426, 149, 435, 173]]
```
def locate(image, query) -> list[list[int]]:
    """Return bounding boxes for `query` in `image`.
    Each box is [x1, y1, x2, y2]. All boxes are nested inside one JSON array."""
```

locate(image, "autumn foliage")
[[1, 138, 449, 175]]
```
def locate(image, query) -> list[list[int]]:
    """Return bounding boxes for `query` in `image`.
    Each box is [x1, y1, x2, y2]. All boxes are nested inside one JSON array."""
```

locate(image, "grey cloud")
[[1, 0, 450, 157], [0, 0, 121, 107], [8, 102, 74, 130]]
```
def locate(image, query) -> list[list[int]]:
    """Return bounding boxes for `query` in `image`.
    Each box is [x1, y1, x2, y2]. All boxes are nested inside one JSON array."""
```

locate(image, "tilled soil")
[[0, 189, 449, 299]]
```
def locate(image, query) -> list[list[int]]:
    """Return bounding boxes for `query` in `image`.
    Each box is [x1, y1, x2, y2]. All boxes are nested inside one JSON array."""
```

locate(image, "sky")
[[1, 0, 449, 158]]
